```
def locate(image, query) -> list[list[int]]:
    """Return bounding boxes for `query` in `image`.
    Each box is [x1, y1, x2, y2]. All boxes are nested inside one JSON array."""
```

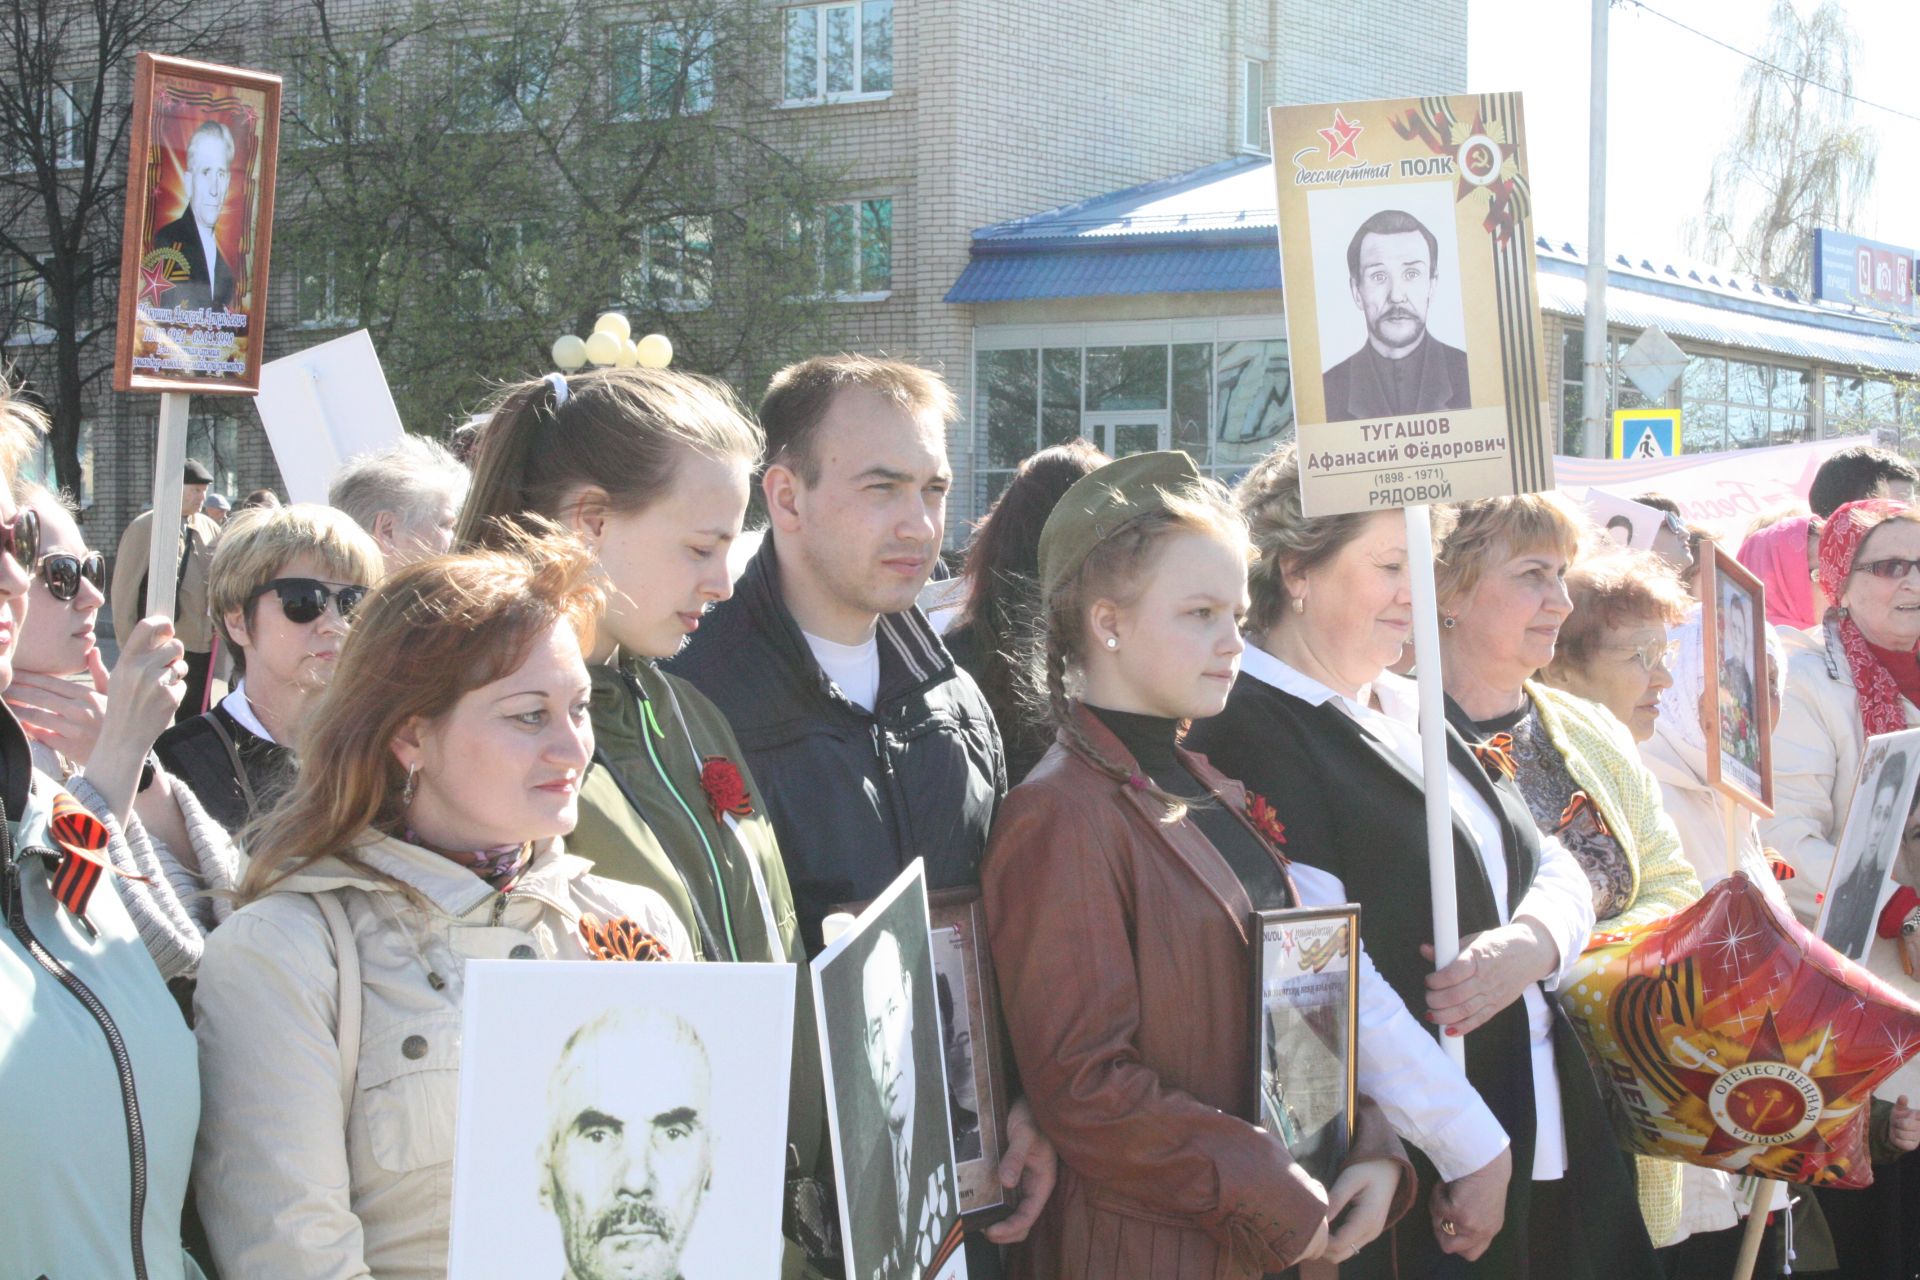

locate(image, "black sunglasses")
[[0, 508, 39, 573], [36, 551, 105, 602], [246, 577, 369, 624]]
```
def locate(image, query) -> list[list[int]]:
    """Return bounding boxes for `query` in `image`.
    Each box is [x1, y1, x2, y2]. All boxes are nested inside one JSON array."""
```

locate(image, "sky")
[[1468, 0, 1920, 272]]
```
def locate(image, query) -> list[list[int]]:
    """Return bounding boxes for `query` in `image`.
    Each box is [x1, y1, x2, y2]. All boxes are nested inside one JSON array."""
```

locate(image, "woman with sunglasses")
[[4, 485, 239, 981], [156, 503, 381, 835], [1762, 501, 1920, 1280], [0, 389, 211, 1280]]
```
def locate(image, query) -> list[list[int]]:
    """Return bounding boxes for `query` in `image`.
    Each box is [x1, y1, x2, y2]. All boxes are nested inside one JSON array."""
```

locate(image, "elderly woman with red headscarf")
[[1763, 499, 1920, 922], [1761, 498, 1920, 1280], [1736, 512, 1826, 634]]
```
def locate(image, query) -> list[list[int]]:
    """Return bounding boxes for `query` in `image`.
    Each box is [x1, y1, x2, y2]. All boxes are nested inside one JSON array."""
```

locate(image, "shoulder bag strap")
[[201, 709, 259, 818], [314, 891, 361, 1113]]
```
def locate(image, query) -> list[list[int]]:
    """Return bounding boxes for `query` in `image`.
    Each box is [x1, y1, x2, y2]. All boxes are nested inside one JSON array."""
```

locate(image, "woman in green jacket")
[[456, 367, 831, 1275]]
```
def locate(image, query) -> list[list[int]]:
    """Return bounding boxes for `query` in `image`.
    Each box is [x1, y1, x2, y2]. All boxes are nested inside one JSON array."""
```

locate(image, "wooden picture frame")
[[113, 52, 281, 395], [1251, 903, 1360, 1189], [928, 886, 1015, 1223], [1701, 545, 1775, 815]]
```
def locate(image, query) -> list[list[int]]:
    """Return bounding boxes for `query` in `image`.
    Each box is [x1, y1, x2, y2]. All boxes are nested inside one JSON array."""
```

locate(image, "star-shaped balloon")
[[1562, 874, 1920, 1188]]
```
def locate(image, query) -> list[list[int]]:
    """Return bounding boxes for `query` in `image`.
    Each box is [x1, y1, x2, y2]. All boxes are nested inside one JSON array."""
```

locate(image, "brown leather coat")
[[984, 708, 1414, 1279]]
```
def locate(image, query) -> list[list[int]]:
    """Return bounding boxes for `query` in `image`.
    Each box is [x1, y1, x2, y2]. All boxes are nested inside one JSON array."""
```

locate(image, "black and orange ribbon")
[[1556, 789, 1613, 840], [1472, 733, 1518, 782], [46, 789, 140, 922], [579, 913, 673, 962]]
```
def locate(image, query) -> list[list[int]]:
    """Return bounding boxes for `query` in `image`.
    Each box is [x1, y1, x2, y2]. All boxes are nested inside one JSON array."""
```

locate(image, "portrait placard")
[[928, 887, 1014, 1222], [113, 53, 281, 394], [1700, 547, 1774, 815], [448, 960, 795, 1280], [1251, 905, 1359, 1188], [1816, 728, 1920, 963], [1268, 94, 1552, 517], [814, 861, 967, 1280], [1584, 489, 1663, 553]]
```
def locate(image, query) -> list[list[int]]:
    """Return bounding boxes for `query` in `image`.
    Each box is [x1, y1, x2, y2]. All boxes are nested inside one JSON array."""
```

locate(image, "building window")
[[623, 215, 713, 309], [450, 222, 548, 314], [19, 420, 93, 509], [1826, 373, 1920, 450], [1680, 352, 1809, 452], [610, 21, 714, 118], [8, 81, 85, 171], [294, 249, 351, 327], [452, 36, 547, 127], [783, 1, 892, 104], [1559, 326, 1684, 454], [3, 253, 92, 344], [792, 198, 891, 298], [293, 49, 390, 144], [975, 337, 1291, 505], [1242, 59, 1266, 152]]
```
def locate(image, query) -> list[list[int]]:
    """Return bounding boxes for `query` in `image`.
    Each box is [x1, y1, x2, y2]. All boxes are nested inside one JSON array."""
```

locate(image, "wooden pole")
[[1731, 1177, 1772, 1280], [1407, 504, 1465, 1067], [145, 391, 190, 620]]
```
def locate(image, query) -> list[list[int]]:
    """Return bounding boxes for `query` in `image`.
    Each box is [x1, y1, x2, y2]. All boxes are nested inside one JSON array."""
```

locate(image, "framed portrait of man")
[[928, 888, 1014, 1222], [814, 861, 966, 1280], [1251, 904, 1359, 1188], [113, 52, 281, 394], [448, 960, 796, 1280], [1701, 546, 1774, 815], [1817, 729, 1920, 962], [1268, 94, 1553, 517]]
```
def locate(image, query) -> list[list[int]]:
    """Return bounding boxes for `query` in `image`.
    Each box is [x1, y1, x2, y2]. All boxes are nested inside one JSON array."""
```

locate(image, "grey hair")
[[187, 120, 235, 164], [329, 435, 469, 535]]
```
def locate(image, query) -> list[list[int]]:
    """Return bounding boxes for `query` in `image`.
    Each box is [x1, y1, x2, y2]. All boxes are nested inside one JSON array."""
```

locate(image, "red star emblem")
[[137, 258, 173, 307], [1319, 109, 1364, 161]]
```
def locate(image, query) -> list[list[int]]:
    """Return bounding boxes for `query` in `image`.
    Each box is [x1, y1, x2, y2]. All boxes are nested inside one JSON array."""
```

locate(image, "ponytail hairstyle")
[[455, 366, 764, 549], [238, 521, 602, 903], [1027, 476, 1247, 820]]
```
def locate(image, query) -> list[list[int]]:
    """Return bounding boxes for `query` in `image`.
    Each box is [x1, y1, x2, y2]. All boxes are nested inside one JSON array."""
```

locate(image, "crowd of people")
[[7, 354, 1920, 1280]]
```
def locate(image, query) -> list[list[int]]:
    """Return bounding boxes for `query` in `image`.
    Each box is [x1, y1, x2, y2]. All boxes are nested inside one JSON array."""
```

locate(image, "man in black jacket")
[[669, 353, 1051, 1262]]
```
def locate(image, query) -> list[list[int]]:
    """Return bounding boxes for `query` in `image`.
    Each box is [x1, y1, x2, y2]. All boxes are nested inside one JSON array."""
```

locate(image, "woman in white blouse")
[[1186, 445, 1658, 1280]]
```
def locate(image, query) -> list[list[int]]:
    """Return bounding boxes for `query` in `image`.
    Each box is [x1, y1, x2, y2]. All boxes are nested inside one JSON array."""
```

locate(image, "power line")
[[1619, 0, 1920, 127]]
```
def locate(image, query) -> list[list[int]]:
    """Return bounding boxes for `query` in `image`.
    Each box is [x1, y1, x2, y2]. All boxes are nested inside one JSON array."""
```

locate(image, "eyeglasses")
[[36, 551, 105, 602], [1601, 638, 1677, 672], [1856, 557, 1920, 582], [246, 577, 369, 624], [0, 509, 39, 573], [1660, 511, 1688, 541]]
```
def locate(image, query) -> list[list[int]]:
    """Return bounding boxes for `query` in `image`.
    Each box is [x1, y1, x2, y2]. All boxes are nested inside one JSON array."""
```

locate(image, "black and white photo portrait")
[[1822, 735, 1920, 962], [813, 862, 963, 1280], [1319, 206, 1471, 420], [450, 961, 796, 1279]]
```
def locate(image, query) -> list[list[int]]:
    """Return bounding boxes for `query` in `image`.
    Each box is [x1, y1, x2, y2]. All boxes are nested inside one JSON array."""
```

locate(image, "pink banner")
[[1555, 437, 1872, 542]]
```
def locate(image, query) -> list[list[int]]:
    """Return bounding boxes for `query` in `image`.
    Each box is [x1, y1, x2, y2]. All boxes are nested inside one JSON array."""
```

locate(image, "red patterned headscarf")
[[1819, 498, 1916, 736]]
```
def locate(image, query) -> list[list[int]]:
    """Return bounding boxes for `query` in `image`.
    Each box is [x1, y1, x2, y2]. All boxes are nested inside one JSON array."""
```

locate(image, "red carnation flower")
[[700, 755, 753, 824], [1247, 791, 1287, 847]]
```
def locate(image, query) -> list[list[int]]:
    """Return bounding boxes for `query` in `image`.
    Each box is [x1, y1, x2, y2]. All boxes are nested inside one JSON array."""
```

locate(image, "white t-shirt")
[[805, 629, 880, 712]]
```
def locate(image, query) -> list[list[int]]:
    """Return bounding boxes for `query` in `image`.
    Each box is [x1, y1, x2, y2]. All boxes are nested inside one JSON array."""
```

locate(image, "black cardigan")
[[1186, 670, 1657, 1280]]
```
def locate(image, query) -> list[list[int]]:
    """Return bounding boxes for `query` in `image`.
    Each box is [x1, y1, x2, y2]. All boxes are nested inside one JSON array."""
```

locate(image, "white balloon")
[[584, 330, 622, 366], [635, 332, 674, 369], [550, 334, 588, 371], [593, 311, 631, 341]]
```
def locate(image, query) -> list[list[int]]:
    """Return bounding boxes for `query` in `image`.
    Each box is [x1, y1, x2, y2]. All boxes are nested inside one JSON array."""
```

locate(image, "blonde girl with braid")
[[980, 451, 1414, 1280]]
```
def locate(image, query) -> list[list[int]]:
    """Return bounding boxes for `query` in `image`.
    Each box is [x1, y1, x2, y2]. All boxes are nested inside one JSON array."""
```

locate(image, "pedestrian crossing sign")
[[1611, 408, 1681, 460]]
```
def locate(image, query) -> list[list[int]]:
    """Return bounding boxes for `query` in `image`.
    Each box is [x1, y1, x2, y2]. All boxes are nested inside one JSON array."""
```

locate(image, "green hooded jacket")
[[569, 658, 833, 1279]]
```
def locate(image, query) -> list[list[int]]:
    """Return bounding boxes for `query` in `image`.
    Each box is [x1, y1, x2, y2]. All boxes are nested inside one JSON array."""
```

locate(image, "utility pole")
[[1582, 0, 1610, 458]]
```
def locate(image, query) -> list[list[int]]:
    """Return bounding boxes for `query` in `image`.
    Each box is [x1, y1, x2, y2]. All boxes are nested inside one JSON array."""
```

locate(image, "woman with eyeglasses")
[[1761, 501, 1920, 1280], [4, 484, 240, 982], [0, 388, 211, 1280], [156, 503, 381, 835], [1430, 499, 1700, 1254]]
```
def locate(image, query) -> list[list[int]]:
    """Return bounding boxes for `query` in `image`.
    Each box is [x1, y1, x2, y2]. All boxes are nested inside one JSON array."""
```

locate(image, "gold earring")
[[401, 762, 419, 805], [1292, 596, 1305, 614]]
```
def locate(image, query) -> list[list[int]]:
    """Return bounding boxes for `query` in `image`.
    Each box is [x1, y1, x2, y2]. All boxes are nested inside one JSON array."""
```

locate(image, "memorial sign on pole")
[[1268, 93, 1555, 1068], [110, 52, 280, 624], [1268, 94, 1553, 518], [1611, 407, 1681, 460], [1617, 325, 1687, 402]]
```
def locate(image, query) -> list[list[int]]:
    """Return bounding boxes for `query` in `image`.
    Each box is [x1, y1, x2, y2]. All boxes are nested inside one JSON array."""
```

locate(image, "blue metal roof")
[[948, 155, 1920, 374], [946, 244, 1280, 302]]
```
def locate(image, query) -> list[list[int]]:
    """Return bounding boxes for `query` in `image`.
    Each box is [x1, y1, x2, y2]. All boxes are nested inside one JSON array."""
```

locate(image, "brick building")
[[6, 0, 1469, 566]]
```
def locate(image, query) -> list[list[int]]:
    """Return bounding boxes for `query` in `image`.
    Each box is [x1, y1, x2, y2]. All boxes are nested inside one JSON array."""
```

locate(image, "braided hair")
[[1026, 478, 1247, 821]]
